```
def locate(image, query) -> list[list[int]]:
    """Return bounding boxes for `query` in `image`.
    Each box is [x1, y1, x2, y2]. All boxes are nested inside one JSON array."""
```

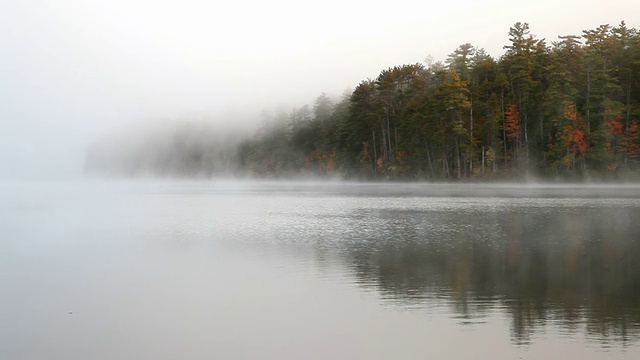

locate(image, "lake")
[[2, 180, 640, 359]]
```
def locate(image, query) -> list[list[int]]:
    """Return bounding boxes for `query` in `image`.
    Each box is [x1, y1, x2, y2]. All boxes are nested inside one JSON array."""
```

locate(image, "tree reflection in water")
[[338, 203, 640, 345]]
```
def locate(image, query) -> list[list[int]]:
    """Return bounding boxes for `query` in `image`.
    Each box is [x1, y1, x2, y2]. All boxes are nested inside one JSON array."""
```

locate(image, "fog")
[[1, 0, 637, 180]]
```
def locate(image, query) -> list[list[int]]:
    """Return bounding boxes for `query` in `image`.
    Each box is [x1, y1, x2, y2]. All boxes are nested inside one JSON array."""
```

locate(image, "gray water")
[[2, 181, 640, 359]]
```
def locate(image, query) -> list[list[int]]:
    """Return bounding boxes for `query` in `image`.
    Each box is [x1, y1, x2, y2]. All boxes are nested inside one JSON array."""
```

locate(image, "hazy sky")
[[1, 0, 638, 179]]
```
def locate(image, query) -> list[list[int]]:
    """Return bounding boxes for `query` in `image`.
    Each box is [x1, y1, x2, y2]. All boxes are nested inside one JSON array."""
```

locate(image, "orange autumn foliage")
[[504, 104, 521, 140], [569, 129, 589, 157], [561, 100, 589, 159], [606, 115, 640, 160]]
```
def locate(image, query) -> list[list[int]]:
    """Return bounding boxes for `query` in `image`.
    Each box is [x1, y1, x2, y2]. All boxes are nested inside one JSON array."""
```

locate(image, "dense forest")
[[87, 21, 640, 180]]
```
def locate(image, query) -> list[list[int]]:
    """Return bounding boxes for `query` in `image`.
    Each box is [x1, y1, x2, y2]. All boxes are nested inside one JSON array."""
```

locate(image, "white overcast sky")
[[1, 0, 638, 179]]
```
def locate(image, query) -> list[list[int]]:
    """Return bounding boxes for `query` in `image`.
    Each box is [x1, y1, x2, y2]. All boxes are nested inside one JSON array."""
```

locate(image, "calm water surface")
[[2, 181, 640, 359]]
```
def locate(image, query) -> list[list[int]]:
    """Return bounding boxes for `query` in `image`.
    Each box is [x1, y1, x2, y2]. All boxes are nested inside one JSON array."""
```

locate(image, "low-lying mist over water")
[[2, 181, 640, 359]]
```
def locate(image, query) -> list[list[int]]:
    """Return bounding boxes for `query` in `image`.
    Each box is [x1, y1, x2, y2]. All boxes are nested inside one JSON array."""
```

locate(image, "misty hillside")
[[86, 21, 640, 181]]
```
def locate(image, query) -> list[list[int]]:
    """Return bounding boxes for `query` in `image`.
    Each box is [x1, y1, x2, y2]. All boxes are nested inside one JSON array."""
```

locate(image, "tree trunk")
[[586, 62, 591, 135], [385, 105, 393, 165], [455, 138, 462, 179], [481, 146, 485, 174], [425, 136, 434, 176], [372, 129, 377, 176], [470, 96, 474, 173], [625, 73, 631, 167], [501, 89, 508, 168], [380, 123, 387, 160]]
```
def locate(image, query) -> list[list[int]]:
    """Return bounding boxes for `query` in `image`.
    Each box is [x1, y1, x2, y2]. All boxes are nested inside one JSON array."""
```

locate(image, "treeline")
[[242, 21, 640, 180], [86, 21, 640, 180]]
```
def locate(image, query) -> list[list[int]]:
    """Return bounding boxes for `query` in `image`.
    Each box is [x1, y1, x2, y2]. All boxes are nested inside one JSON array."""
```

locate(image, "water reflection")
[[5, 182, 640, 359], [150, 184, 640, 349], [333, 201, 640, 345]]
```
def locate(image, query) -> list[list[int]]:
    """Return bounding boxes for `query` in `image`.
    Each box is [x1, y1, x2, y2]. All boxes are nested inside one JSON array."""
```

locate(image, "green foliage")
[[237, 21, 640, 180]]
